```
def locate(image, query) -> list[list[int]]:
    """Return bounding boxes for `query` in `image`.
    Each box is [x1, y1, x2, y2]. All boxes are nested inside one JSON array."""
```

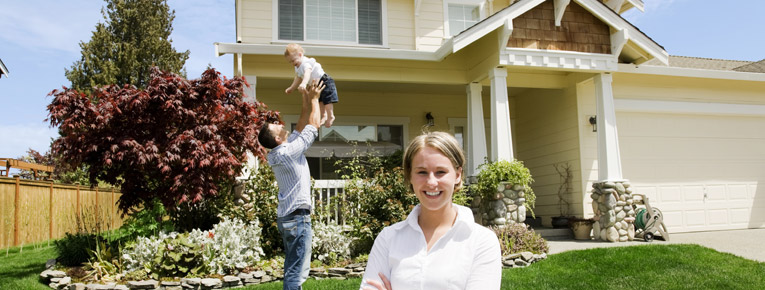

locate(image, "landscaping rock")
[[251, 270, 266, 279], [606, 227, 618, 242], [127, 280, 158, 289], [69, 283, 86, 290], [46, 259, 57, 270], [200, 278, 222, 288], [328, 268, 352, 275], [114, 285, 128, 290], [520, 252, 534, 262], [84, 284, 114, 290]]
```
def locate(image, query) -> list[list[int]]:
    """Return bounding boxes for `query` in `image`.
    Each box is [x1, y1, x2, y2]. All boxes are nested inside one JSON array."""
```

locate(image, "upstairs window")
[[447, 4, 480, 36], [278, 0, 383, 45]]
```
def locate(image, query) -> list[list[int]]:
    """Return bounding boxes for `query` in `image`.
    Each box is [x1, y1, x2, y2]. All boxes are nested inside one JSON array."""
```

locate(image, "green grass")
[[3, 244, 764, 290], [0, 243, 58, 290], [505, 244, 765, 289]]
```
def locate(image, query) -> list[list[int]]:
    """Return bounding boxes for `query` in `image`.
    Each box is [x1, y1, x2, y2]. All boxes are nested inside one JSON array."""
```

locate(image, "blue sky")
[[1, 0, 763, 160]]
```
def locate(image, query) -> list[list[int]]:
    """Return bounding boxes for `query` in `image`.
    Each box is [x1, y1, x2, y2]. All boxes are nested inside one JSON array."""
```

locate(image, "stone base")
[[591, 181, 635, 242], [472, 182, 528, 227]]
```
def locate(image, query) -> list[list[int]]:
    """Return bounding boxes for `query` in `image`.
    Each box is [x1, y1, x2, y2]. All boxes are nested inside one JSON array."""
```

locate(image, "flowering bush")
[[121, 233, 166, 273], [311, 222, 353, 265], [188, 218, 265, 274], [491, 223, 548, 255], [121, 218, 265, 277]]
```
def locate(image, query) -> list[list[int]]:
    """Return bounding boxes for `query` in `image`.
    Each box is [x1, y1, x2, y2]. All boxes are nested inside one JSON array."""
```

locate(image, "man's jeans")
[[277, 209, 312, 290]]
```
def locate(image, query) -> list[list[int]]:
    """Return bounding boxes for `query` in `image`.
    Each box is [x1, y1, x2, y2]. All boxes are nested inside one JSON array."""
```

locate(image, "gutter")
[[617, 63, 765, 82]]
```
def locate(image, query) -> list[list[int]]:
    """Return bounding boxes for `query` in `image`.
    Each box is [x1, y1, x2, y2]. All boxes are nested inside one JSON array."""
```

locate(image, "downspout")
[[235, 0, 243, 77]]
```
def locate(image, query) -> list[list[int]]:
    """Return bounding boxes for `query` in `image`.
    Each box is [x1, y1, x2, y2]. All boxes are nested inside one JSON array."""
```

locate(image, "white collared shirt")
[[360, 204, 502, 290]]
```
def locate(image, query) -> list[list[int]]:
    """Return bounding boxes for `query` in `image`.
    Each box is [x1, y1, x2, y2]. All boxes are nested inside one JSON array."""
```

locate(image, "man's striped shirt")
[[268, 125, 318, 217]]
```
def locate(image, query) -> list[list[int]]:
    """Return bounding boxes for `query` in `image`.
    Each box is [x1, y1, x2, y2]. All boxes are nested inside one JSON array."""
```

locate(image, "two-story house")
[[215, 0, 765, 233]]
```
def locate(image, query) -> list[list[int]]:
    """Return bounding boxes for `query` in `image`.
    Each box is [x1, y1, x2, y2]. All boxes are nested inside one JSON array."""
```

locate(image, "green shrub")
[[55, 232, 101, 266], [150, 233, 207, 279], [237, 164, 283, 258], [119, 198, 175, 242], [492, 223, 548, 255], [470, 159, 535, 215]]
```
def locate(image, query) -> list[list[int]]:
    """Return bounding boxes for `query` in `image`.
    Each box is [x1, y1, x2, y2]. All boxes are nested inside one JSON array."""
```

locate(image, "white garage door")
[[616, 111, 765, 233]]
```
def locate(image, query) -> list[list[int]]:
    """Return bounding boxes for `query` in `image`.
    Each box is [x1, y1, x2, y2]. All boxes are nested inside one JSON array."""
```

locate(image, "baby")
[[284, 43, 339, 128]]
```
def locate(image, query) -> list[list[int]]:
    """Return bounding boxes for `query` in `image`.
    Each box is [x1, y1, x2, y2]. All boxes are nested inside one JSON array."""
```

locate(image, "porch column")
[[591, 72, 635, 243], [489, 67, 513, 161], [593, 73, 623, 181], [243, 75, 257, 104], [466, 82, 488, 177]]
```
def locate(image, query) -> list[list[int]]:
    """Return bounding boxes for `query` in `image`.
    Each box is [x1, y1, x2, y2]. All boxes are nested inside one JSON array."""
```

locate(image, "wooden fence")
[[0, 176, 125, 249]]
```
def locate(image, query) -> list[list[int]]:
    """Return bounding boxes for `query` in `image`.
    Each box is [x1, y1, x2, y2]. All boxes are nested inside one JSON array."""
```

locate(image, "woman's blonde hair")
[[402, 131, 465, 193]]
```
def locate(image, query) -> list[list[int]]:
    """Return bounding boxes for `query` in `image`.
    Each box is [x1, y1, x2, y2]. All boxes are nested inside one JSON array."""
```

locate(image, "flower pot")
[[551, 216, 570, 229], [570, 220, 594, 240]]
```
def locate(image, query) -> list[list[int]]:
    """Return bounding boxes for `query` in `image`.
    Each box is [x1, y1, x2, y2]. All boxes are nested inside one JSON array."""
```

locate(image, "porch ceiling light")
[[426, 112, 434, 127], [589, 116, 597, 132]]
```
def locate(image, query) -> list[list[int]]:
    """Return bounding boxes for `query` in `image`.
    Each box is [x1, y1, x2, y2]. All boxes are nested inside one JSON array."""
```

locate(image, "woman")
[[361, 131, 501, 290]]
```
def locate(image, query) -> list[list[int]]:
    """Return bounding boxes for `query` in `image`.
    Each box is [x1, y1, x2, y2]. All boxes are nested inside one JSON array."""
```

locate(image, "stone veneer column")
[[471, 182, 527, 227], [590, 181, 636, 242]]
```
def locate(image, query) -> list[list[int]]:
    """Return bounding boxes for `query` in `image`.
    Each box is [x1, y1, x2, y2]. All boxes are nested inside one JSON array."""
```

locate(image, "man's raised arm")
[[295, 80, 325, 132]]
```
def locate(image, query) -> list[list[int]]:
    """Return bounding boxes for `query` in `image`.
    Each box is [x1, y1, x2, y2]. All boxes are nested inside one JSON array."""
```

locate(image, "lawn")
[[2, 243, 763, 289]]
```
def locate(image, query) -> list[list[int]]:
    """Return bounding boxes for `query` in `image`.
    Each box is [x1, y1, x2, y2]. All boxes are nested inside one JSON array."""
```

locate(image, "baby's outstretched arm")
[[286, 75, 301, 94], [297, 67, 313, 93]]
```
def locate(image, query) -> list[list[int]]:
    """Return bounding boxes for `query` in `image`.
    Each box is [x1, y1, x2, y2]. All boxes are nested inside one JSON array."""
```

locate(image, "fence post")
[[111, 188, 115, 230], [13, 175, 20, 246], [76, 184, 81, 226], [49, 181, 54, 241], [95, 187, 99, 229]]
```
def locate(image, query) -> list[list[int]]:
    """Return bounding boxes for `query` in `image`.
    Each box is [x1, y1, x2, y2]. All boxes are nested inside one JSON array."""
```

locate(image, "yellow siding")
[[613, 73, 765, 104], [242, 54, 470, 84], [515, 87, 584, 225], [241, 0, 273, 44], [388, 0, 415, 49], [417, 0, 446, 51]]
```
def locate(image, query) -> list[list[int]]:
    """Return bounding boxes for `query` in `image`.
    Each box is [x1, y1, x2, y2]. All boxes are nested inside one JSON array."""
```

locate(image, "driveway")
[[546, 228, 765, 262]]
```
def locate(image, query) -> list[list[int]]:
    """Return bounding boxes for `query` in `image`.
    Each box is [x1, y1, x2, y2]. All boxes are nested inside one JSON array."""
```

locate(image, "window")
[[448, 4, 480, 36], [278, 0, 383, 45], [305, 124, 403, 179]]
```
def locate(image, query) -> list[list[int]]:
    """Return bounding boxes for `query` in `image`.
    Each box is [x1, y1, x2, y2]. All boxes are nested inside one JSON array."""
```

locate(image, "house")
[[215, 0, 765, 233]]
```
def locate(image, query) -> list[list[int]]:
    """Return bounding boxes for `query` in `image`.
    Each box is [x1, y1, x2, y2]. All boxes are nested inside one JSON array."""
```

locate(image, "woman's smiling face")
[[410, 146, 462, 212]]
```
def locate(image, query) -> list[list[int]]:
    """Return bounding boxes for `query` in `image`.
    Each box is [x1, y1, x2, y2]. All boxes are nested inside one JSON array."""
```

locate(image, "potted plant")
[[569, 217, 595, 240], [551, 162, 573, 228], [470, 159, 536, 225]]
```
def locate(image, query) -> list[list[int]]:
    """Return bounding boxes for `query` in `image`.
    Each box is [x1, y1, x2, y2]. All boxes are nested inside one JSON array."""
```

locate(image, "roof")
[[643, 56, 756, 71], [0, 58, 8, 78], [733, 59, 765, 73]]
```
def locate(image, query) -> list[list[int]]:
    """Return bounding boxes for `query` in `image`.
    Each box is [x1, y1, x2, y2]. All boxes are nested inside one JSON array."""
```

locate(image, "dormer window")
[[278, 0, 383, 45], [444, 0, 485, 37]]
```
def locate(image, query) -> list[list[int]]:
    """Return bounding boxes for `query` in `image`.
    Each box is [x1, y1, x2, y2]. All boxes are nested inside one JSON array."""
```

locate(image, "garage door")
[[616, 111, 765, 233]]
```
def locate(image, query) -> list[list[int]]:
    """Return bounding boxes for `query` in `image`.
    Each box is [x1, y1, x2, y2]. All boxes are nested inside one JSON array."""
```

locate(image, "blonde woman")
[[361, 131, 501, 290]]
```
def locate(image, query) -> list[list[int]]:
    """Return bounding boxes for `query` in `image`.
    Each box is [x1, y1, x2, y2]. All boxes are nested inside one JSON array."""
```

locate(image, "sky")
[[0, 0, 764, 162]]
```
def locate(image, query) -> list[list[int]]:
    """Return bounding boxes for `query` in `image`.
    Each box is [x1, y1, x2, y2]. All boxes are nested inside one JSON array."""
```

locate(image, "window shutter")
[[279, 0, 304, 40], [358, 0, 382, 45]]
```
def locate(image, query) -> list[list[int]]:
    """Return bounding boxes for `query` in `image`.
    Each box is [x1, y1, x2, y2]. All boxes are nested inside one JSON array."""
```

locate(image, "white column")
[[489, 67, 514, 161], [467, 82, 488, 177], [594, 73, 624, 181], [243, 75, 257, 103]]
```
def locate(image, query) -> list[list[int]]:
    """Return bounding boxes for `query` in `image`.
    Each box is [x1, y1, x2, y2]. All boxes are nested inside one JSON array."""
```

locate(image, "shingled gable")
[[447, 0, 667, 66]]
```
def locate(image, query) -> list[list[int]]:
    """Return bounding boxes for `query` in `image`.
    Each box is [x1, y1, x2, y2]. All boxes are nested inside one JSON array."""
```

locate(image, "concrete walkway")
[[546, 228, 765, 262]]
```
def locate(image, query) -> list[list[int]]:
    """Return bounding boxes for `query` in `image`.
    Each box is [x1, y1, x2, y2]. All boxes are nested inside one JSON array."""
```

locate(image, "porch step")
[[533, 227, 572, 240]]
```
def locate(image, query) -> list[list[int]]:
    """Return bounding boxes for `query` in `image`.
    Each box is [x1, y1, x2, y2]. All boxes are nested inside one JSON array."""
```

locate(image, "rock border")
[[41, 252, 546, 289]]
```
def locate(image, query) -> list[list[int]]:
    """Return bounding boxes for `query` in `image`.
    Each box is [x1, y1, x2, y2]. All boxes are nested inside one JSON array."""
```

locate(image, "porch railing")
[[312, 179, 348, 225]]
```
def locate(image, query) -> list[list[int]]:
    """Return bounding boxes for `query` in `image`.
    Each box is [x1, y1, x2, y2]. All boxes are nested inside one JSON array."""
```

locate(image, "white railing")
[[312, 179, 348, 225]]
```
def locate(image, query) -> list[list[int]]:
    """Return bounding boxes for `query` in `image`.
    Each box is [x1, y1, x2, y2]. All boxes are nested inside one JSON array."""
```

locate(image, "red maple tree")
[[47, 67, 279, 213]]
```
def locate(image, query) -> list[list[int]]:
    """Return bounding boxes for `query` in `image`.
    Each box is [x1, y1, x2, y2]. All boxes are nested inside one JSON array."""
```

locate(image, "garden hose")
[[635, 208, 647, 230]]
